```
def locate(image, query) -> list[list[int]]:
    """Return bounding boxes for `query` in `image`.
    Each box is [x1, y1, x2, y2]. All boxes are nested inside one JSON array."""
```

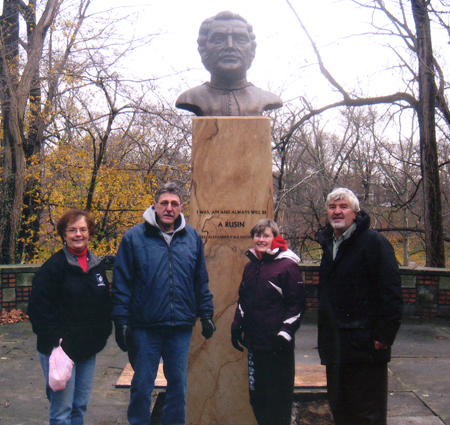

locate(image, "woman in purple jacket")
[[231, 218, 306, 425]]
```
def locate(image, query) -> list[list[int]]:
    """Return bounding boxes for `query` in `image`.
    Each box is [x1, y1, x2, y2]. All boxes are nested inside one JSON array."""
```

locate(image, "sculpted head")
[[197, 11, 257, 81], [175, 11, 283, 116]]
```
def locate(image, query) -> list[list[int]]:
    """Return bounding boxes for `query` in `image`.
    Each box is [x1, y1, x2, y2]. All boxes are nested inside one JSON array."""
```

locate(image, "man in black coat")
[[317, 187, 403, 425]]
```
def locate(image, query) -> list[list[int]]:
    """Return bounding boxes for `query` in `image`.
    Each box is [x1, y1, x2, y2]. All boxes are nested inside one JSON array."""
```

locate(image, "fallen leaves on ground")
[[0, 309, 29, 325], [292, 400, 334, 425]]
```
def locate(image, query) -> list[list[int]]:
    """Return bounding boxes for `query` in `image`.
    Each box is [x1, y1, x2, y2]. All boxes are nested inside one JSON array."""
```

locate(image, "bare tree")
[[0, 0, 173, 262], [0, 0, 60, 263], [285, 0, 450, 266], [16, 0, 95, 261]]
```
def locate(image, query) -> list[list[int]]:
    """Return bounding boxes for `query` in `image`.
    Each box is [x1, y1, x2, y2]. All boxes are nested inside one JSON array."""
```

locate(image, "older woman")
[[28, 209, 112, 425], [231, 218, 306, 425]]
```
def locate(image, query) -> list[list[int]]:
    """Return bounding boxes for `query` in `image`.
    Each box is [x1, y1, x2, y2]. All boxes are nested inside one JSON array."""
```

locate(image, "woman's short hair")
[[56, 209, 95, 241], [250, 218, 280, 238], [326, 188, 360, 212]]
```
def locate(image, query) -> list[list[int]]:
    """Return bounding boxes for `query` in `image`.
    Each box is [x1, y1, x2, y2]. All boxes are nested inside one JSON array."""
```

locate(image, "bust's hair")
[[326, 188, 360, 212], [197, 11, 257, 68]]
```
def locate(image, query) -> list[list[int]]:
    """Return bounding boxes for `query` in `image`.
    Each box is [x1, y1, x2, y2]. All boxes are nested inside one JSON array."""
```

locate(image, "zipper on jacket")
[[168, 247, 175, 325], [248, 261, 261, 347]]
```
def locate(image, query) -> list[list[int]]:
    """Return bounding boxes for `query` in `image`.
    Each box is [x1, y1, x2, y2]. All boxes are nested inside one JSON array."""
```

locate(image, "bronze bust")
[[176, 11, 283, 117]]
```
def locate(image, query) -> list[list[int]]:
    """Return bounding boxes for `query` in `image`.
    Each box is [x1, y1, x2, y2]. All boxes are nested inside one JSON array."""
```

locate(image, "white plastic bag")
[[49, 339, 74, 391]]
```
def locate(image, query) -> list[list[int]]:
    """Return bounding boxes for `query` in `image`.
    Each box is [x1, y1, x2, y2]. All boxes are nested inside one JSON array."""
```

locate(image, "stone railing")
[[1, 263, 450, 317]]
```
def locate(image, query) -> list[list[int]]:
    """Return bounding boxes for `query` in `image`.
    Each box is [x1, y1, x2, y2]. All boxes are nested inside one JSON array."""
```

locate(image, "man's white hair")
[[326, 188, 360, 212]]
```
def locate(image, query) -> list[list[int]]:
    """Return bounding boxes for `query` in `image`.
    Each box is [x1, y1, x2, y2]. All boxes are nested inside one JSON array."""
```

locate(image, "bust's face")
[[203, 19, 253, 81]]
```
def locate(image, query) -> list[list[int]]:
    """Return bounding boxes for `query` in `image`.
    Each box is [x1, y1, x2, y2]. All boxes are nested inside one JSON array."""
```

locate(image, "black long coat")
[[317, 210, 403, 365]]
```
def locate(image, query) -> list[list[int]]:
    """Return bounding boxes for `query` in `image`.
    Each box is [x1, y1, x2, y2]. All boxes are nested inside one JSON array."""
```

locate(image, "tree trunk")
[[17, 0, 43, 262], [0, 0, 21, 263], [411, 0, 445, 267], [0, 0, 59, 263]]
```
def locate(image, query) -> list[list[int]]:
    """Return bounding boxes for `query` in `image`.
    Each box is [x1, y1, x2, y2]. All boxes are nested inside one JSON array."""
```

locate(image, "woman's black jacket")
[[28, 247, 112, 362]]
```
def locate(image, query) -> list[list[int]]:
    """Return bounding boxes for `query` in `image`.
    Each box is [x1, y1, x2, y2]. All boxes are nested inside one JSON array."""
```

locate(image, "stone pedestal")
[[186, 117, 274, 425]]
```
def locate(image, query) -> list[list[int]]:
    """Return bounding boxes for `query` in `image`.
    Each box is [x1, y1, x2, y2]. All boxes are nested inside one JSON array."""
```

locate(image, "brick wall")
[[297, 264, 450, 318], [1, 263, 450, 317]]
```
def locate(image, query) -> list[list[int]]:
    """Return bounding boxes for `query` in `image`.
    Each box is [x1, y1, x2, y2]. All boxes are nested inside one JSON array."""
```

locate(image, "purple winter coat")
[[231, 248, 306, 351]]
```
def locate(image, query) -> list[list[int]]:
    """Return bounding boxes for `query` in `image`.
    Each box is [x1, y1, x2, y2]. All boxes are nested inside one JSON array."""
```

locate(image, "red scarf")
[[271, 235, 288, 251], [67, 246, 88, 273]]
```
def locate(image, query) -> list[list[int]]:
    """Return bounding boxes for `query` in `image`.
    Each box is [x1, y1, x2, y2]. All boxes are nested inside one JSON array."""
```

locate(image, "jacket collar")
[[246, 248, 300, 264], [142, 205, 186, 235], [62, 245, 102, 270]]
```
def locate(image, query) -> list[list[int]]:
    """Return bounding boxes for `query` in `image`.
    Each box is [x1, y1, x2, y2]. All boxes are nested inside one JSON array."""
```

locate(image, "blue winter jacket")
[[112, 209, 213, 328]]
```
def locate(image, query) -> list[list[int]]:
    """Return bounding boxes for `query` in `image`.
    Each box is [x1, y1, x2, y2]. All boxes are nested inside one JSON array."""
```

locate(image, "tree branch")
[[281, 92, 418, 142], [284, 0, 351, 101]]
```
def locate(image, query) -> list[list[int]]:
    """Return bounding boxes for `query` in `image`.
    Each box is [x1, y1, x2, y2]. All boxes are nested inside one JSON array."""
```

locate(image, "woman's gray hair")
[[326, 188, 360, 212], [250, 218, 279, 238]]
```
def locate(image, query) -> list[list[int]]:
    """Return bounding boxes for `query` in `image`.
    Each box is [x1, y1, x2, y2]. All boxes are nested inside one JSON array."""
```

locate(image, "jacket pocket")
[[340, 328, 373, 351]]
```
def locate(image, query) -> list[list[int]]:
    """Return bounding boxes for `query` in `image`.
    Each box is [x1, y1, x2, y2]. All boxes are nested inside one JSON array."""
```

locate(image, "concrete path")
[[0, 313, 449, 424], [387, 316, 450, 425], [296, 314, 450, 425]]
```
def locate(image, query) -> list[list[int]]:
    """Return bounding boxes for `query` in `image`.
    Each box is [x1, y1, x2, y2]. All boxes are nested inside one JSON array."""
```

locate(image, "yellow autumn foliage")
[[26, 139, 160, 262]]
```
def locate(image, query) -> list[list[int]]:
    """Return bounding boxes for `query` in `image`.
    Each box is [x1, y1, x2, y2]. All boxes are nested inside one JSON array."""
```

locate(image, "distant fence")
[[1, 263, 450, 318]]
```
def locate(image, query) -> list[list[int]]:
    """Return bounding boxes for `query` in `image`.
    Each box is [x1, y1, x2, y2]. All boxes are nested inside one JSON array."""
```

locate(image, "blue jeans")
[[127, 326, 193, 425], [39, 352, 96, 425]]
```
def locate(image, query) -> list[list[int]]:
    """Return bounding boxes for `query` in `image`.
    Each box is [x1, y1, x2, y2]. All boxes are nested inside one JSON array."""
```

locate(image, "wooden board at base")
[[115, 363, 326, 389]]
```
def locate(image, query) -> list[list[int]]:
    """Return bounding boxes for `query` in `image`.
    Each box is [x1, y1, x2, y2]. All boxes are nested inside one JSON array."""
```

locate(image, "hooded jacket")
[[316, 209, 403, 365], [112, 206, 213, 328], [231, 247, 306, 351], [28, 246, 112, 362]]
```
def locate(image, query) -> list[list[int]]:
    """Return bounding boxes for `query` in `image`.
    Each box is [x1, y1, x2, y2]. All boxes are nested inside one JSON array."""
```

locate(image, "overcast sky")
[[99, 0, 449, 110]]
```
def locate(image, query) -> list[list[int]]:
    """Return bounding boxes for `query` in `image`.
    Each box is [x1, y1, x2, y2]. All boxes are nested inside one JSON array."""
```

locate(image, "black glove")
[[231, 327, 244, 352], [274, 334, 291, 353], [115, 323, 129, 352], [201, 318, 216, 339]]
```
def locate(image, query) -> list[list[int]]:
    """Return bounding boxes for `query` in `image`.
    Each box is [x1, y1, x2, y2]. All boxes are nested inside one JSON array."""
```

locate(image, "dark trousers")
[[326, 362, 388, 425], [248, 348, 295, 425]]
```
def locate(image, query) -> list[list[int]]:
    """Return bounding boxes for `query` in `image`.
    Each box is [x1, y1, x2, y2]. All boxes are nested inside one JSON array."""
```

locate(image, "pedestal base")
[[187, 117, 274, 425]]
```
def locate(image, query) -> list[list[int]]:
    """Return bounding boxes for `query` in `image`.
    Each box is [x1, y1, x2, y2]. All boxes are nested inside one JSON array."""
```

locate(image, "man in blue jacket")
[[317, 187, 403, 425], [112, 182, 215, 425]]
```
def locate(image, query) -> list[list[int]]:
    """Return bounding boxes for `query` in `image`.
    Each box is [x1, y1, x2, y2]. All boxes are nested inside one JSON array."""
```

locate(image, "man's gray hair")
[[250, 218, 280, 238], [326, 188, 360, 212], [154, 182, 183, 203]]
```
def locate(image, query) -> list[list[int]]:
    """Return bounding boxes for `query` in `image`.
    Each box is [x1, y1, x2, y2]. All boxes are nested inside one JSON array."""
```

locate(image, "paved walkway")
[[0, 313, 449, 424]]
